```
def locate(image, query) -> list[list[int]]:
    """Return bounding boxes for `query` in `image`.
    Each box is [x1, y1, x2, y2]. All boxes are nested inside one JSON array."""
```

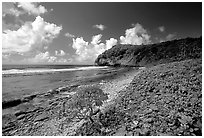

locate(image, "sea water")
[[2, 64, 114, 101]]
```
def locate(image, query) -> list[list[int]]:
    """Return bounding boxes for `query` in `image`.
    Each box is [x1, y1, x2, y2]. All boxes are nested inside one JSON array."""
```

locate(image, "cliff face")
[[95, 37, 202, 66]]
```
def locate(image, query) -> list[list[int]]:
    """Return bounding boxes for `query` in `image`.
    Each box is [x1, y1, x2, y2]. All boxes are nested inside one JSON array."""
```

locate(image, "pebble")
[[149, 104, 158, 111], [132, 120, 138, 126], [140, 128, 150, 135], [144, 109, 152, 114], [143, 118, 153, 123]]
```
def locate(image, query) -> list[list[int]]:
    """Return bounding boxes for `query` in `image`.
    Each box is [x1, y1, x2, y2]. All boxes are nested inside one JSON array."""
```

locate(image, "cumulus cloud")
[[106, 38, 118, 49], [55, 50, 66, 56], [166, 33, 176, 41], [91, 34, 102, 45], [3, 7, 23, 17], [56, 58, 68, 63], [3, 2, 48, 17], [23, 51, 71, 64], [93, 24, 106, 31], [65, 32, 75, 38], [2, 3, 22, 17], [2, 16, 62, 54], [17, 2, 47, 15], [72, 34, 117, 62], [158, 26, 165, 32], [120, 23, 151, 45], [25, 51, 57, 63]]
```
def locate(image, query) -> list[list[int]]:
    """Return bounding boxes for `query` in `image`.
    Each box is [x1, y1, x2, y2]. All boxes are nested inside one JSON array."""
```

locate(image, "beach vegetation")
[[67, 85, 108, 123]]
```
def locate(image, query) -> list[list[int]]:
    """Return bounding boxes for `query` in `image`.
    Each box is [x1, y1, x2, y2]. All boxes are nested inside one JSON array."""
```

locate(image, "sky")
[[2, 2, 202, 65]]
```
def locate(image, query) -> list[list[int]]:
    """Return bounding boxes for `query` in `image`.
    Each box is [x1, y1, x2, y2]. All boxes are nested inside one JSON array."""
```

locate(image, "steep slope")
[[95, 37, 201, 66]]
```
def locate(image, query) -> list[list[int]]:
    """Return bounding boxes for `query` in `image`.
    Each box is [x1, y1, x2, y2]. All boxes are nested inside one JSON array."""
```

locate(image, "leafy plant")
[[67, 85, 108, 123]]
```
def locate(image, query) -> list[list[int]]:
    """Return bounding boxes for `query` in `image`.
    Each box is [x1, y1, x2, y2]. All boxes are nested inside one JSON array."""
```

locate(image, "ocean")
[[2, 64, 116, 102]]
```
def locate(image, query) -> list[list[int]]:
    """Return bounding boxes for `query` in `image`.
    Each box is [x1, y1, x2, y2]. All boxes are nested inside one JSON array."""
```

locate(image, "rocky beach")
[[2, 58, 202, 136], [2, 2, 202, 136], [2, 66, 142, 135]]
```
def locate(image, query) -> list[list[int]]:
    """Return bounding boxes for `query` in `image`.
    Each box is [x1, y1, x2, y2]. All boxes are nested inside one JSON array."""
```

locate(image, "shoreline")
[[99, 67, 146, 112], [2, 66, 143, 136], [2, 59, 202, 136]]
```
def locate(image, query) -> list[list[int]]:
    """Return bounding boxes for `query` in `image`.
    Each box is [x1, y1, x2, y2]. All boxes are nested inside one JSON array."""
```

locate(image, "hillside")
[[95, 37, 201, 67], [77, 58, 202, 136]]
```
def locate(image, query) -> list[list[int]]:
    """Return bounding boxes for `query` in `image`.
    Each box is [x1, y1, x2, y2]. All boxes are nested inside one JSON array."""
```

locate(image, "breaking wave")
[[2, 66, 109, 75]]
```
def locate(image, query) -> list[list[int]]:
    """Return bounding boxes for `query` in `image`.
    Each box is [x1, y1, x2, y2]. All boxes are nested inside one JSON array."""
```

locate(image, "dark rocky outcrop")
[[95, 37, 201, 67], [2, 94, 37, 109], [2, 84, 80, 109]]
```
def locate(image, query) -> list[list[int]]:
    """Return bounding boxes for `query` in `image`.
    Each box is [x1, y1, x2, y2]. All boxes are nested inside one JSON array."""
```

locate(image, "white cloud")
[[72, 37, 89, 57], [4, 7, 23, 17], [93, 24, 106, 31], [72, 34, 117, 63], [106, 38, 118, 49], [3, 2, 48, 17], [55, 50, 66, 56], [120, 23, 151, 45], [2, 3, 22, 17], [18, 2, 47, 15], [56, 58, 68, 63], [25, 51, 57, 63], [2, 16, 62, 54], [21, 51, 72, 64], [158, 26, 165, 32], [91, 34, 102, 45], [65, 32, 75, 38], [166, 33, 176, 41]]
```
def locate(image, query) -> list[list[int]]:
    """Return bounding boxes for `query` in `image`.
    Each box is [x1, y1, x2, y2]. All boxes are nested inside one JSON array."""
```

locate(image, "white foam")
[[2, 66, 108, 75]]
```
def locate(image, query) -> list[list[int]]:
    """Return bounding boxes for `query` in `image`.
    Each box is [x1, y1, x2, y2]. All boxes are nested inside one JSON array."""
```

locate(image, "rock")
[[2, 114, 17, 134], [47, 89, 60, 95], [133, 129, 141, 136], [27, 107, 39, 113], [34, 112, 49, 122], [140, 128, 150, 136], [132, 120, 138, 126], [17, 114, 25, 120], [144, 109, 152, 114], [113, 126, 127, 136], [14, 110, 26, 116], [149, 104, 158, 111], [21, 94, 37, 102], [2, 98, 22, 109], [143, 123, 151, 128], [126, 132, 133, 136], [178, 115, 192, 124], [143, 118, 153, 123]]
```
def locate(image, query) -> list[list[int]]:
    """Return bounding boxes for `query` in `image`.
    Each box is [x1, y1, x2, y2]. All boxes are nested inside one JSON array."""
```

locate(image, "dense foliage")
[[67, 86, 108, 122], [95, 37, 201, 66]]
